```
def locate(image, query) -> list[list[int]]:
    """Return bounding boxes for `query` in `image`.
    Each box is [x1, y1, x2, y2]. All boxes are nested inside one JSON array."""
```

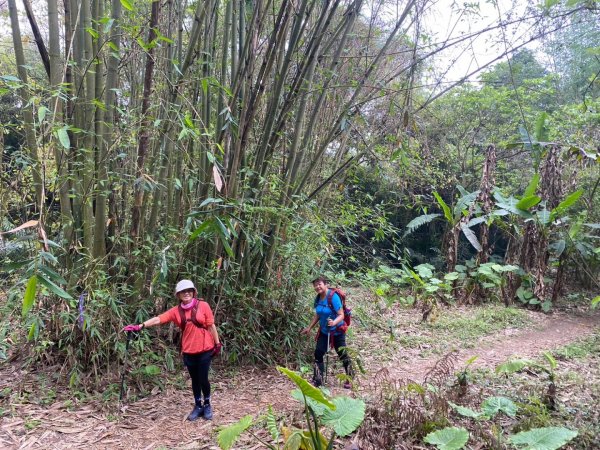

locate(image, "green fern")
[[404, 213, 441, 237], [266, 405, 279, 442]]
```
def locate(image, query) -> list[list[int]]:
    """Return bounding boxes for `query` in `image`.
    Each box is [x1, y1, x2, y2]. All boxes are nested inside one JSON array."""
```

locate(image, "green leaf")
[[37, 273, 73, 299], [38, 106, 49, 123], [120, 0, 134, 11], [516, 195, 542, 210], [277, 367, 335, 409], [433, 191, 453, 223], [28, 321, 37, 341], [284, 431, 302, 450], [320, 396, 365, 437], [551, 190, 582, 220], [217, 415, 253, 450], [189, 218, 215, 241], [509, 427, 578, 450], [142, 365, 160, 376], [592, 296, 600, 309], [22, 275, 38, 317], [291, 389, 328, 416], [57, 126, 70, 149], [461, 225, 482, 252], [481, 396, 517, 418], [1, 75, 21, 82], [266, 405, 279, 441], [523, 174, 540, 197], [423, 426, 469, 450], [404, 213, 441, 237], [496, 359, 531, 375], [454, 190, 479, 217], [542, 351, 557, 370], [448, 402, 484, 419]]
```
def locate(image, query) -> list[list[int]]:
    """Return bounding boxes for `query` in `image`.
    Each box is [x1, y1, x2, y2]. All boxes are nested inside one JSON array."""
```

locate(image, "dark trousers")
[[183, 351, 212, 405], [314, 331, 352, 381]]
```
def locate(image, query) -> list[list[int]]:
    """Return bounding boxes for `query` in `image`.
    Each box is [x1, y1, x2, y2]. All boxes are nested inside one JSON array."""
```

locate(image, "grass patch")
[[428, 305, 531, 343], [552, 332, 600, 360]]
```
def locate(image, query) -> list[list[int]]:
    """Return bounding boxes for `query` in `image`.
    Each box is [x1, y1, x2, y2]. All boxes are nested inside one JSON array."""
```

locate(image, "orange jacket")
[[158, 300, 215, 354]]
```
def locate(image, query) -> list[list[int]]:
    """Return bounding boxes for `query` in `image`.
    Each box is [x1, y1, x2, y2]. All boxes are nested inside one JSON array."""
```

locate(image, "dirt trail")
[[386, 312, 599, 381], [1, 312, 598, 449]]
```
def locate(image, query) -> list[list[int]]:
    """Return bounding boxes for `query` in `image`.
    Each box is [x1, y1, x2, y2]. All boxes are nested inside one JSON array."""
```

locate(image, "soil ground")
[[1, 305, 598, 449]]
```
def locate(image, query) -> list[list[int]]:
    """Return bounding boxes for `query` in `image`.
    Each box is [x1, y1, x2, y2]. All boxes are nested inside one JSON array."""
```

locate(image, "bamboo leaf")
[[189, 219, 215, 241], [57, 126, 70, 149], [213, 165, 223, 192], [0, 219, 38, 234], [120, 0, 134, 11], [22, 275, 38, 317], [37, 272, 73, 299]]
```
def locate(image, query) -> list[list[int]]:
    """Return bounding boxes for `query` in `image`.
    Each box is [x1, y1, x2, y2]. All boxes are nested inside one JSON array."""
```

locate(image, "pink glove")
[[212, 343, 223, 357], [123, 324, 142, 332]]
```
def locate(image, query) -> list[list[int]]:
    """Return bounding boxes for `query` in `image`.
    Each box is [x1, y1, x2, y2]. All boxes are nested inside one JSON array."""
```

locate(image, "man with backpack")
[[123, 280, 222, 421], [301, 276, 353, 389]]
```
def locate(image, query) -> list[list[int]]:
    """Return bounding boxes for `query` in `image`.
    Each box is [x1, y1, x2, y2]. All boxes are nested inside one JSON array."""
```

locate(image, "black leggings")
[[314, 332, 352, 374], [183, 351, 212, 405]]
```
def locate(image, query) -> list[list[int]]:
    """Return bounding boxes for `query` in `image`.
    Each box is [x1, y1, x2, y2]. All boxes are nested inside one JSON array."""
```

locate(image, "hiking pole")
[[324, 330, 330, 386], [119, 331, 133, 403]]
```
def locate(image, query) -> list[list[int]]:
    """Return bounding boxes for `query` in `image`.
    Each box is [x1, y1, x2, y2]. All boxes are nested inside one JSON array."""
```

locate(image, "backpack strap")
[[326, 289, 336, 312], [178, 300, 206, 333]]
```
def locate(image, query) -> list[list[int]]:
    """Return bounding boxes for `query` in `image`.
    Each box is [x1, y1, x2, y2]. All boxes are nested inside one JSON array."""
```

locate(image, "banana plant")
[[405, 188, 483, 272], [217, 366, 365, 450]]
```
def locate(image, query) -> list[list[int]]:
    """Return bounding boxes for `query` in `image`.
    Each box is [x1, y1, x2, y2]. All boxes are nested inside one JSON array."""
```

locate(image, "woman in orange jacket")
[[123, 280, 222, 421]]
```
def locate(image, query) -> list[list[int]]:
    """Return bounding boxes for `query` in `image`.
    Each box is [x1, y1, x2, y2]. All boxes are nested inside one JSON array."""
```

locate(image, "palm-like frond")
[[404, 214, 441, 237]]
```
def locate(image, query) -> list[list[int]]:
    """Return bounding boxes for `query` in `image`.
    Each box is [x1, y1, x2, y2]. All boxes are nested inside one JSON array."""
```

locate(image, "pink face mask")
[[180, 298, 197, 310]]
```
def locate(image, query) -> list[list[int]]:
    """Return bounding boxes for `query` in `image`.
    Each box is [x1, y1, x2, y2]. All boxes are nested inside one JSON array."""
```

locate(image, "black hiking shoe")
[[187, 405, 204, 421], [203, 404, 213, 420], [312, 376, 322, 388]]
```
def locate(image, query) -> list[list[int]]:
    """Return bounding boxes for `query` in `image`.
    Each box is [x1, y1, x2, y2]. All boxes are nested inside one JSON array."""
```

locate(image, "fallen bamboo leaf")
[[1, 220, 38, 234]]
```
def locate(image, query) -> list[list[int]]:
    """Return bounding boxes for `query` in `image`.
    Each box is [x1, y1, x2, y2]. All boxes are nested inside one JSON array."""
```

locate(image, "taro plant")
[[435, 395, 578, 450], [404, 263, 456, 322], [217, 366, 365, 450], [496, 352, 558, 409]]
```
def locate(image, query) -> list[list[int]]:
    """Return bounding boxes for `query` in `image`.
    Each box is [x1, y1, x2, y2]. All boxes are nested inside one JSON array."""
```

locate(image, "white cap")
[[175, 279, 196, 295]]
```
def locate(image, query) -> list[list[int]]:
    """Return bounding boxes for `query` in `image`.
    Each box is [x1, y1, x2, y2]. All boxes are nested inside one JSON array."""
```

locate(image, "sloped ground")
[[1, 300, 598, 449]]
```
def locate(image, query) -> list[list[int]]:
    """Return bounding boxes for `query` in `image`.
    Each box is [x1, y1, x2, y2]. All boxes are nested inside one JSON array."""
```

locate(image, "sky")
[[422, 0, 537, 84]]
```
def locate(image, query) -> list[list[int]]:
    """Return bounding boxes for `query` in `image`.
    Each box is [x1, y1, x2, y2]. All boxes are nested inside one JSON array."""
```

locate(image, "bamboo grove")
[[2, 0, 429, 367]]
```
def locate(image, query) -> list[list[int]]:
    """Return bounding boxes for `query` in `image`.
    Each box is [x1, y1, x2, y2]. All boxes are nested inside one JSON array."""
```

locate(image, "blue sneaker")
[[187, 405, 204, 421], [203, 404, 213, 420]]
